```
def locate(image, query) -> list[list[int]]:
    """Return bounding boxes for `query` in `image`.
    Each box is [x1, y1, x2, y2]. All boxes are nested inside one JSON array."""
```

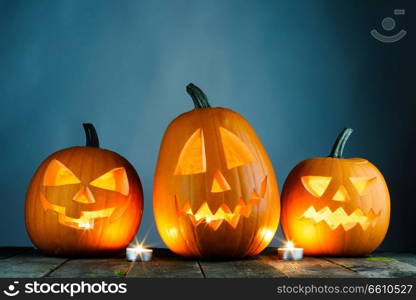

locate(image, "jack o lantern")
[[153, 83, 280, 258], [25, 124, 143, 256], [281, 128, 390, 256]]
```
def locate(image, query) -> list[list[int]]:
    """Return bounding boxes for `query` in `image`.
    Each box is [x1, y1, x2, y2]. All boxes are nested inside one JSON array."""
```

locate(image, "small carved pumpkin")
[[281, 128, 390, 256], [25, 124, 143, 256], [153, 83, 280, 258]]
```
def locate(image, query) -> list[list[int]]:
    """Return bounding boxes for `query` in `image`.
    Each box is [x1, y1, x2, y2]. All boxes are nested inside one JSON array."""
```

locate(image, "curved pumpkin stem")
[[328, 128, 353, 158], [83, 123, 100, 148], [186, 83, 211, 109]]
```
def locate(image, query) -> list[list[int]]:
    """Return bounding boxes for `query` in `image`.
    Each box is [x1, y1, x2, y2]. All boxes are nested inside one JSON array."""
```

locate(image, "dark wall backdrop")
[[0, 0, 415, 251]]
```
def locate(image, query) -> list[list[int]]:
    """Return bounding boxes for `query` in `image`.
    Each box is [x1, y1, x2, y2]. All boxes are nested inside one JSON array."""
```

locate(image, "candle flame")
[[286, 241, 294, 249], [127, 241, 152, 262], [133, 242, 149, 252]]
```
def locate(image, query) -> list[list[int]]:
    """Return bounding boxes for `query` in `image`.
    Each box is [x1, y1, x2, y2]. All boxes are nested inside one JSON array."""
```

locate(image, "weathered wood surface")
[[199, 258, 286, 278], [0, 249, 67, 278], [126, 249, 203, 278], [262, 256, 362, 278], [260, 248, 363, 278], [0, 247, 415, 278], [48, 258, 130, 278], [377, 252, 416, 267], [326, 254, 416, 278]]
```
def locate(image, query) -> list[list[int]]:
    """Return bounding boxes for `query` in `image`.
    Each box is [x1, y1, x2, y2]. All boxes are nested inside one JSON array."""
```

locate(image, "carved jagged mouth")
[[301, 206, 380, 231], [176, 176, 267, 230], [41, 195, 115, 230]]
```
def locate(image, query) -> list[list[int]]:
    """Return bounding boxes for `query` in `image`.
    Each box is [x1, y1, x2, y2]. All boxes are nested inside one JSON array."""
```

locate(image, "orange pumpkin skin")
[[25, 124, 143, 256], [153, 84, 280, 259], [281, 129, 390, 256]]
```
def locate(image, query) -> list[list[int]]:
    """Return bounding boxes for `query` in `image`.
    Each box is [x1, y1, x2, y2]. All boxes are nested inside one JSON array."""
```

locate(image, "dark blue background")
[[0, 0, 414, 251]]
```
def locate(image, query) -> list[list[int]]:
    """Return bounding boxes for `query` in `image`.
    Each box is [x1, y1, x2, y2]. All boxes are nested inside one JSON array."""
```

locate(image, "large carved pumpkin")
[[153, 83, 280, 258], [25, 124, 143, 256], [281, 128, 390, 256]]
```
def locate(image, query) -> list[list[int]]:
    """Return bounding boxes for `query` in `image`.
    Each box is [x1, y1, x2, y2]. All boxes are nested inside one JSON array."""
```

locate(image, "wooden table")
[[1, 247, 416, 278]]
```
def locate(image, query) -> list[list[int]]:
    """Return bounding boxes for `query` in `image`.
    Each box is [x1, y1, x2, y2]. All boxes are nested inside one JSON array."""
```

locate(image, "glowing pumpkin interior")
[[42, 159, 129, 229], [174, 127, 266, 230], [300, 175, 378, 231]]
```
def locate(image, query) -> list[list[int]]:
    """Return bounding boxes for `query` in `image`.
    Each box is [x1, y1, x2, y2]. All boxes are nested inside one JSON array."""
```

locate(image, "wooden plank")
[[327, 255, 416, 278], [199, 258, 286, 278], [0, 249, 67, 278], [126, 249, 203, 278], [48, 258, 130, 278], [0, 247, 413, 278], [374, 252, 416, 267], [0, 247, 32, 259], [260, 248, 361, 278], [261, 256, 361, 278]]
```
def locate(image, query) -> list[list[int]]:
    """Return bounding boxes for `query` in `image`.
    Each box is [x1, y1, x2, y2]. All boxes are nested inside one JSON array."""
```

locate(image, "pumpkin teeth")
[[301, 206, 380, 231], [175, 176, 266, 230], [40, 195, 115, 230], [178, 198, 260, 230]]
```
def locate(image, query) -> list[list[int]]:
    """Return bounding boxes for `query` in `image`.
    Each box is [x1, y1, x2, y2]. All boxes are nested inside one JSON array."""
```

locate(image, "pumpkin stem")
[[328, 128, 353, 158], [83, 123, 100, 148], [186, 83, 211, 108]]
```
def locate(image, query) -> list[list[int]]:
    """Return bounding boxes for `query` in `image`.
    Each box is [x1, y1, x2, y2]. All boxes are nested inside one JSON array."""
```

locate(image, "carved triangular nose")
[[211, 170, 231, 193], [332, 185, 349, 202], [73, 185, 96, 203]]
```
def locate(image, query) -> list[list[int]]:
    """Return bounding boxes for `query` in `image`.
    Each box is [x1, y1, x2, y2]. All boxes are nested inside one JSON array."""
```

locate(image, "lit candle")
[[126, 244, 153, 262], [277, 241, 303, 261]]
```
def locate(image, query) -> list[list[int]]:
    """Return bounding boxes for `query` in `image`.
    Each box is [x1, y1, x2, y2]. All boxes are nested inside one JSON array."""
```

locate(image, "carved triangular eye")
[[44, 159, 81, 186], [350, 177, 376, 195], [175, 128, 206, 175], [301, 176, 332, 197], [90, 167, 129, 195], [220, 127, 255, 169]]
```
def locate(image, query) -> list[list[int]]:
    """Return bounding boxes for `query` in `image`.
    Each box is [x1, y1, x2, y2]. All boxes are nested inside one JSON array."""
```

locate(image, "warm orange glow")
[[73, 186, 95, 203], [253, 227, 275, 250], [25, 131, 144, 257], [41, 195, 115, 229], [332, 185, 349, 202], [43, 159, 81, 186], [281, 153, 390, 256], [180, 199, 260, 230], [219, 127, 255, 169], [166, 228, 178, 239], [350, 177, 376, 195], [129, 241, 153, 261], [211, 170, 231, 193], [258, 227, 275, 242], [301, 206, 379, 231], [301, 176, 331, 197], [174, 128, 206, 175], [152, 88, 281, 258], [90, 167, 129, 195], [178, 176, 267, 230], [128, 242, 153, 261]]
